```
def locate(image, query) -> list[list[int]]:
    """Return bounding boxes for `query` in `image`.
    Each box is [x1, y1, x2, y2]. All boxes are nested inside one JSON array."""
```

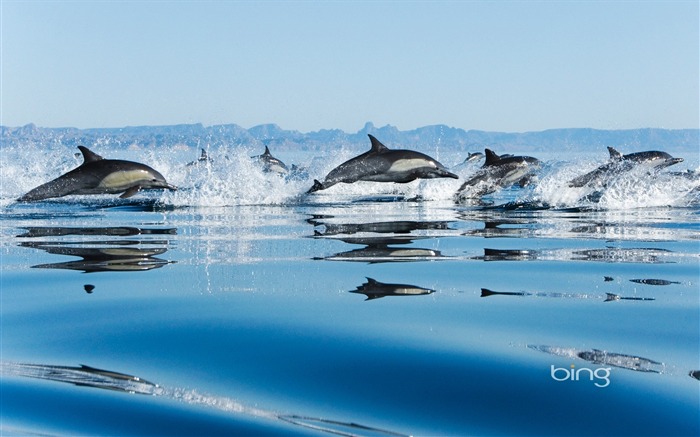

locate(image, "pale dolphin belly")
[[97, 169, 153, 192], [387, 158, 437, 173]]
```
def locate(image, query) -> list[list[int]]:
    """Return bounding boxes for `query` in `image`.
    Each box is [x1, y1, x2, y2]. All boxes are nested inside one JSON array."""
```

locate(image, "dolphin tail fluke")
[[481, 288, 496, 297], [604, 293, 621, 302], [307, 179, 325, 194]]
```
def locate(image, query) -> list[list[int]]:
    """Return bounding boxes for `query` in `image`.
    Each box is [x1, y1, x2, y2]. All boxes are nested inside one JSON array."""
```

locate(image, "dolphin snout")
[[440, 169, 459, 179], [659, 157, 684, 169]]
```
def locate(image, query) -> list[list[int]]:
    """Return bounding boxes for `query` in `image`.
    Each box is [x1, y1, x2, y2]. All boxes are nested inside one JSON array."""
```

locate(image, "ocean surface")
[[1, 140, 699, 436]]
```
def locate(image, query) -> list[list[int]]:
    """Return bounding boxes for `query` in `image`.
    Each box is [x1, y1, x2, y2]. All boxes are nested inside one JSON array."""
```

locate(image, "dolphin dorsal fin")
[[200, 148, 208, 159], [607, 147, 623, 160], [365, 277, 379, 285], [484, 149, 500, 166], [264, 146, 271, 155], [78, 146, 104, 163], [368, 135, 389, 153]]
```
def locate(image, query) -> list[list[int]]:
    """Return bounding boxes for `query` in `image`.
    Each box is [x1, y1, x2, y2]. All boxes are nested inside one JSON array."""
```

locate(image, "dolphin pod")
[[307, 134, 458, 193], [18, 146, 176, 202], [16, 138, 689, 203], [455, 149, 541, 200]]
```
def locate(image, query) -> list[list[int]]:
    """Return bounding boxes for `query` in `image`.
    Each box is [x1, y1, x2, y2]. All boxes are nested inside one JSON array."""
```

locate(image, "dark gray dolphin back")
[[307, 134, 457, 193], [17, 146, 176, 201]]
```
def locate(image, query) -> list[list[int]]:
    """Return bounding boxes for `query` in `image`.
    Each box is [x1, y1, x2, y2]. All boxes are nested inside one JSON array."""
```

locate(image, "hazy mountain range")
[[2, 122, 698, 154]]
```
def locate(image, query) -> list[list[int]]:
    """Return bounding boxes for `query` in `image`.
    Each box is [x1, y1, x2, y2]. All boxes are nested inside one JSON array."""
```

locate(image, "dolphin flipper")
[[119, 186, 142, 198]]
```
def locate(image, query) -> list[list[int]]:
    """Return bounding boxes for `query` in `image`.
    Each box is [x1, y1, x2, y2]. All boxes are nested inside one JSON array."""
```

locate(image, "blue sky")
[[1, 1, 698, 132]]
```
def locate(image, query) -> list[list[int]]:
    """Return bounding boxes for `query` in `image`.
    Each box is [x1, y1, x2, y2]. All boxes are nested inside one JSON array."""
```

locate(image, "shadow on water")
[[17, 226, 177, 273]]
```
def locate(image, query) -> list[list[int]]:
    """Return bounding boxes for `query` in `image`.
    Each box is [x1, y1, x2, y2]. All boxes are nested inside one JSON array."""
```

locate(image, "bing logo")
[[550, 364, 611, 388]]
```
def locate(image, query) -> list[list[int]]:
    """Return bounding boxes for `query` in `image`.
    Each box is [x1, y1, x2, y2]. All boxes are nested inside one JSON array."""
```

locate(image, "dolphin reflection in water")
[[17, 226, 176, 273], [350, 278, 435, 300], [18, 146, 176, 201], [529, 345, 665, 373], [629, 278, 681, 286], [480, 288, 654, 302], [1, 361, 410, 436]]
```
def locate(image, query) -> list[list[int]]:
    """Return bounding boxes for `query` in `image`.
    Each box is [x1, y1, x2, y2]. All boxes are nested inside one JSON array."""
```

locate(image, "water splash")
[[2, 143, 698, 209]]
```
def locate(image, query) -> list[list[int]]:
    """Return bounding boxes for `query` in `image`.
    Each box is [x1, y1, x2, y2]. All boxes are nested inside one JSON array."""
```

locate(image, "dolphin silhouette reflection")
[[18, 225, 176, 273], [308, 217, 452, 238], [1, 361, 410, 436], [350, 278, 435, 300], [529, 345, 665, 373], [1, 362, 157, 394], [480, 287, 653, 302], [317, 236, 448, 263]]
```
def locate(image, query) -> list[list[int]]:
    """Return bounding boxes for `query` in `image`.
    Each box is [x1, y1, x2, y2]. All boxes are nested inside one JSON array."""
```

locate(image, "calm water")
[[1, 143, 699, 436]]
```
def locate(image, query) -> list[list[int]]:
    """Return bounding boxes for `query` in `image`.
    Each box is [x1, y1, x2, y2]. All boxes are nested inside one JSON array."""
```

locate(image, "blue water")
[[1, 141, 699, 436]]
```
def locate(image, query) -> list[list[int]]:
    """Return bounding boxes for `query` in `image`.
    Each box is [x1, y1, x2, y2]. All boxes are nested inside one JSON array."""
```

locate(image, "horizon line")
[[3, 121, 699, 135]]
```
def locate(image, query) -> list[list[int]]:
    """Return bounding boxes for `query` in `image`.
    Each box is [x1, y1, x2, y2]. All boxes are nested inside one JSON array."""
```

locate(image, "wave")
[[1, 361, 409, 437]]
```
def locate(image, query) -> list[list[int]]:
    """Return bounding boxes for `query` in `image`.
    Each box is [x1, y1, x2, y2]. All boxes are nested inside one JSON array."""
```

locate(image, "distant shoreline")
[[2, 122, 699, 153]]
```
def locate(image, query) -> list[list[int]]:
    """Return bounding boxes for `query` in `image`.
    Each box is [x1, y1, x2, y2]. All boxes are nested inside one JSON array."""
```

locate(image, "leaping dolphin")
[[18, 146, 176, 202], [308, 135, 458, 193], [252, 146, 289, 174], [462, 151, 485, 163], [568, 146, 683, 188], [454, 149, 540, 200], [186, 148, 213, 167]]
